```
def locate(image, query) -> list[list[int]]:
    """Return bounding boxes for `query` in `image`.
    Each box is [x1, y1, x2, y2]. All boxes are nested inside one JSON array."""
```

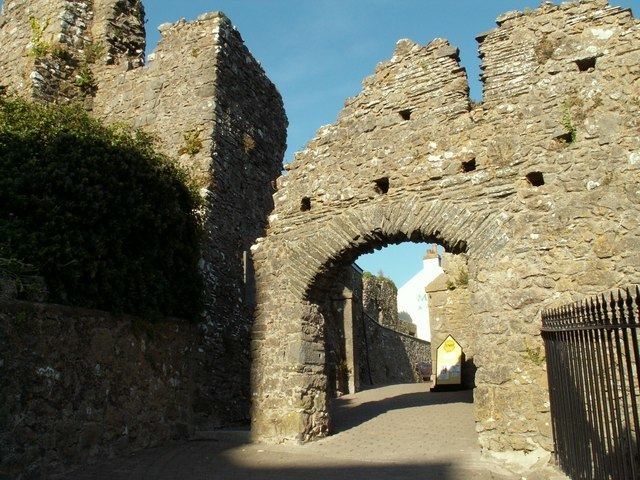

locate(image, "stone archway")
[[251, 198, 518, 442], [251, 0, 640, 465]]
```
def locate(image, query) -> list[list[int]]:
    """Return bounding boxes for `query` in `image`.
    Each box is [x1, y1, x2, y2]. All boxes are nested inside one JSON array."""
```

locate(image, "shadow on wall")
[[432, 353, 476, 389], [463, 358, 477, 389], [315, 265, 432, 399], [361, 314, 427, 386]]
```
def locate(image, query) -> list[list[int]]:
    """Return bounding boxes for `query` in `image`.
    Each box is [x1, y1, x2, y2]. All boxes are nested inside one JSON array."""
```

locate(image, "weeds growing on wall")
[[0, 97, 203, 320], [83, 41, 105, 64], [179, 129, 203, 156], [28, 17, 52, 59], [74, 64, 97, 92], [561, 105, 577, 144], [446, 266, 469, 291]]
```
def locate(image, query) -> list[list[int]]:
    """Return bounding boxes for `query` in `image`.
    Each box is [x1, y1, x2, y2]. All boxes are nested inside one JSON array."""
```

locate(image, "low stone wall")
[[361, 314, 431, 385], [0, 301, 235, 478]]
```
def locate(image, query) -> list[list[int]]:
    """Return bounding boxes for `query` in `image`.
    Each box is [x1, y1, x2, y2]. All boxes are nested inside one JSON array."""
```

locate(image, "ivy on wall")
[[0, 98, 203, 320]]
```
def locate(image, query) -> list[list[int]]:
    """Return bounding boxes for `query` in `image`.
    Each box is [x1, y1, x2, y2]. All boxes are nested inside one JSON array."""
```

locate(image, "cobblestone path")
[[58, 383, 564, 479]]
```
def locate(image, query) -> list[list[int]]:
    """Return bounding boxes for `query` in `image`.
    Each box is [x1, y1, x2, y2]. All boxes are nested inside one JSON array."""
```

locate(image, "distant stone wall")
[[396, 318, 417, 337], [0, 301, 230, 478], [362, 275, 399, 330], [362, 274, 417, 336], [361, 314, 430, 385], [322, 266, 430, 393], [426, 253, 474, 387]]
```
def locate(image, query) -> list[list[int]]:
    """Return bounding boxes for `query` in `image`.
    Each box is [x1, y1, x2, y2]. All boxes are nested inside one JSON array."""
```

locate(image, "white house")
[[396, 246, 443, 341]]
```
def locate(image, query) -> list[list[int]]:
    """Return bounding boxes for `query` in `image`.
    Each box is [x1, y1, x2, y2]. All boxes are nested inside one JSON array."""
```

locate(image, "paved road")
[[57, 383, 564, 480]]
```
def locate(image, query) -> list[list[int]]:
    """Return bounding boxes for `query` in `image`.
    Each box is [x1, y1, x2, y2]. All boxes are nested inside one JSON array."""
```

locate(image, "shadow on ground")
[[330, 387, 473, 433], [52, 387, 499, 480], [54, 438, 491, 480]]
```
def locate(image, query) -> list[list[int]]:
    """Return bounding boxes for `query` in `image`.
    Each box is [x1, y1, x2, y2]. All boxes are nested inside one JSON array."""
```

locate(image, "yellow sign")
[[435, 335, 462, 386], [443, 338, 456, 353]]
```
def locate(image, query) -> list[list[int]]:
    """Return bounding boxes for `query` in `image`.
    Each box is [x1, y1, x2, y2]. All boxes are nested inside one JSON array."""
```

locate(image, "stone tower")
[[0, 0, 288, 424], [0, 0, 145, 102]]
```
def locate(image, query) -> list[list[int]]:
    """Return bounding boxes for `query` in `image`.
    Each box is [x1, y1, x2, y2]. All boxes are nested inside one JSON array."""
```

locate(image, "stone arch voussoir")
[[250, 197, 511, 443]]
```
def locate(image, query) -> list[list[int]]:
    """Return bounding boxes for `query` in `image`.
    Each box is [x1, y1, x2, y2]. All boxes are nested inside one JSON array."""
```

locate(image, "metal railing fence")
[[542, 287, 640, 479]]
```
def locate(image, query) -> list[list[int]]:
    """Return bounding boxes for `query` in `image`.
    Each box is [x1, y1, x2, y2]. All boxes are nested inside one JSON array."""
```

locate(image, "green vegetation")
[[523, 344, 545, 367], [28, 17, 51, 59], [362, 270, 397, 291], [51, 45, 74, 63], [446, 265, 469, 291], [0, 257, 36, 281], [179, 129, 204, 156], [83, 41, 105, 64], [0, 257, 46, 300], [243, 133, 256, 154], [0, 97, 203, 320], [561, 105, 577, 144], [456, 267, 469, 287], [28, 18, 102, 94], [534, 36, 556, 64], [73, 41, 105, 93], [74, 64, 97, 92], [378, 275, 397, 291]]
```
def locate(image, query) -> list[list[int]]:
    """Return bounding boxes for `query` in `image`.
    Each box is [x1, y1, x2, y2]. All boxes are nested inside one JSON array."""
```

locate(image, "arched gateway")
[[251, 0, 640, 463]]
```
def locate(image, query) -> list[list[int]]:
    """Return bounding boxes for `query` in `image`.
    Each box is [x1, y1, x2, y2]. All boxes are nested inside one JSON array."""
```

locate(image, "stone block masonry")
[[0, 0, 287, 474], [361, 314, 430, 386], [0, 301, 214, 477], [426, 253, 474, 388], [363, 275, 418, 337], [2, 0, 640, 475], [362, 274, 400, 330], [250, 0, 640, 471], [0, 0, 145, 103]]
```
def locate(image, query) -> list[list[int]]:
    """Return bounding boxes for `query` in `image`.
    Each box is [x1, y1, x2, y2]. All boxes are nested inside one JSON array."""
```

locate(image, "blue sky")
[[3, 0, 638, 286]]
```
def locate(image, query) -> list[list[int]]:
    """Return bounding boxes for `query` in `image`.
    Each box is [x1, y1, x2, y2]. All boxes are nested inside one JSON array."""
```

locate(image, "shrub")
[[561, 104, 577, 144], [83, 41, 105, 64], [74, 64, 97, 92], [0, 97, 203, 320]]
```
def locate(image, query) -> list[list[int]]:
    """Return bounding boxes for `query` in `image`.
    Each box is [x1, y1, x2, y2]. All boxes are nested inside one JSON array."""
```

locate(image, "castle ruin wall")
[[0, 0, 287, 467], [250, 1, 640, 468]]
